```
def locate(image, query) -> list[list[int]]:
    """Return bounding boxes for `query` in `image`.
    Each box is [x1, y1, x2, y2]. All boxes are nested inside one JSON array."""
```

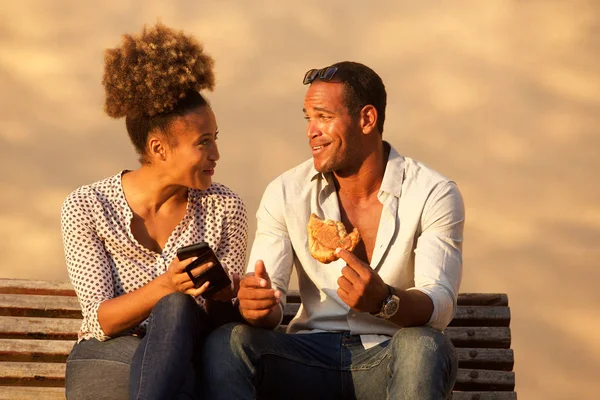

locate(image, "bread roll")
[[307, 213, 361, 263]]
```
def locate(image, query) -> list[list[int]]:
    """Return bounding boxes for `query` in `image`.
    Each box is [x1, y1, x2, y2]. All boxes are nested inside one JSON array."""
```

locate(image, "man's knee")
[[389, 326, 456, 369], [203, 323, 256, 374], [204, 322, 257, 358]]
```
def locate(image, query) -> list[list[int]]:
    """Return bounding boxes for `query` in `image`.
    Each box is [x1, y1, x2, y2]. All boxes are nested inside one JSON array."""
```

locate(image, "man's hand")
[[335, 248, 389, 314], [238, 260, 281, 325]]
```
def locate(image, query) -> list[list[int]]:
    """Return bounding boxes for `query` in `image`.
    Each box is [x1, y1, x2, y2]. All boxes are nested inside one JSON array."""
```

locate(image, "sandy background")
[[1, 1, 599, 398]]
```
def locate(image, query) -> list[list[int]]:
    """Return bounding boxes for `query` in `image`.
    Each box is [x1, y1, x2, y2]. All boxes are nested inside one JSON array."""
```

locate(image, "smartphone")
[[176, 242, 231, 298]]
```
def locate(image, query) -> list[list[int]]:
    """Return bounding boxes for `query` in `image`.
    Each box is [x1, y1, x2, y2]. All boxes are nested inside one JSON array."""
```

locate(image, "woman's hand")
[[207, 272, 241, 302], [161, 256, 212, 298]]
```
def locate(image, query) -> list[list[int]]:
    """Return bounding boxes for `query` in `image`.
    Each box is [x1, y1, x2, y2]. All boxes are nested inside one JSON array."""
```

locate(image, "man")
[[202, 62, 464, 399]]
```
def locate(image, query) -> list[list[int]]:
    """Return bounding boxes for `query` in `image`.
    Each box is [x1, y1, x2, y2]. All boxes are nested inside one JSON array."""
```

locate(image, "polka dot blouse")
[[61, 171, 248, 342]]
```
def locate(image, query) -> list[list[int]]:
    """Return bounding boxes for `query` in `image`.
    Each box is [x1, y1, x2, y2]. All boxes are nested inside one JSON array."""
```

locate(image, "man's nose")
[[306, 121, 321, 139]]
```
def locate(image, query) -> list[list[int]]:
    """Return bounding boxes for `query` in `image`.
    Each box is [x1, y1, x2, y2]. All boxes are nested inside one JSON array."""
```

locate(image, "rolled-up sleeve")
[[61, 189, 112, 341], [412, 181, 465, 330]]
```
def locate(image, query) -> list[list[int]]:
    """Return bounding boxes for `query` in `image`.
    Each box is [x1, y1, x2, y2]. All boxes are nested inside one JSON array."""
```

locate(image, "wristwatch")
[[374, 285, 400, 319]]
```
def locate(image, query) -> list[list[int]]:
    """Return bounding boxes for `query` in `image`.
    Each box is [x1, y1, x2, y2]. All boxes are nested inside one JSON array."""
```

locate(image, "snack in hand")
[[307, 213, 361, 264]]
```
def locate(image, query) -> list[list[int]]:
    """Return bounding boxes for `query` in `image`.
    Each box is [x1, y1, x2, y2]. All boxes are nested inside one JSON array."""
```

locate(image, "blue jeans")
[[66, 292, 212, 400], [201, 323, 457, 400]]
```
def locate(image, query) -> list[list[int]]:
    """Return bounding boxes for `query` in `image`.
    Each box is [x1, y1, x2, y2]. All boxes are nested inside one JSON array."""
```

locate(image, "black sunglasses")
[[302, 66, 370, 107], [303, 67, 339, 85]]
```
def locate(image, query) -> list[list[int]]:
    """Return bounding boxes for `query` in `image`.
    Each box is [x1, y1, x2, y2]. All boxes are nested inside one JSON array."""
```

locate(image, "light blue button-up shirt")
[[247, 143, 464, 336]]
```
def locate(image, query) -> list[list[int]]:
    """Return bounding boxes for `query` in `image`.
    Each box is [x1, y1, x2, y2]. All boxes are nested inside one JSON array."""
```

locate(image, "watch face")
[[384, 299, 399, 317]]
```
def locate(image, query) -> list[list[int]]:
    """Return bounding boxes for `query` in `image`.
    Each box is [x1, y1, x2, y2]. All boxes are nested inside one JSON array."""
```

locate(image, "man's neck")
[[334, 141, 389, 201]]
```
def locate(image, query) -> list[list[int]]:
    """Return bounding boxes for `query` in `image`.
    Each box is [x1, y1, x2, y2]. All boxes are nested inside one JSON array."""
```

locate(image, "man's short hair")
[[330, 61, 387, 134]]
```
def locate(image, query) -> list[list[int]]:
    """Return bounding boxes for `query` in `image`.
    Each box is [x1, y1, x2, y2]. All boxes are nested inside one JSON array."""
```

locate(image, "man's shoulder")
[[267, 158, 315, 191], [401, 156, 454, 189]]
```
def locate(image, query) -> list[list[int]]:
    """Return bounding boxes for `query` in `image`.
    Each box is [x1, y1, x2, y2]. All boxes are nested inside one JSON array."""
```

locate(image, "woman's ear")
[[360, 105, 378, 135], [147, 135, 167, 162]]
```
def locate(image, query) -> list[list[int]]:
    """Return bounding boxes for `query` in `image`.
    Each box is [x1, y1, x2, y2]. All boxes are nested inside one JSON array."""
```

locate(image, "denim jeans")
[[66, 292, 213, 400], [201, 323, 457, 400]]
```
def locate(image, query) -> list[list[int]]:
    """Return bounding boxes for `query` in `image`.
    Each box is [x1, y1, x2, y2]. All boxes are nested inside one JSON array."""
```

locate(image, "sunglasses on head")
[[302, 66, 370, 107], [303, 66, 339, 85]]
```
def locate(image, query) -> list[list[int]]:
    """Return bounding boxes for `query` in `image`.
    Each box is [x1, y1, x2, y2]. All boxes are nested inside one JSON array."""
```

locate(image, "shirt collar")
[[308, 141, 405, 198], [379, 142, 405, 198]]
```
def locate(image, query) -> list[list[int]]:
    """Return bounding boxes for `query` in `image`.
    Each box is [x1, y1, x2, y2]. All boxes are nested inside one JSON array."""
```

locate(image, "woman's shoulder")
[[62, 172, 124, 212], [190, 182, 246, 209]]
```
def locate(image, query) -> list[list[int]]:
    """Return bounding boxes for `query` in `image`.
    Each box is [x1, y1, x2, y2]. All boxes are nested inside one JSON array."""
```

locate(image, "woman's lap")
[[65, 293, 217, 400]]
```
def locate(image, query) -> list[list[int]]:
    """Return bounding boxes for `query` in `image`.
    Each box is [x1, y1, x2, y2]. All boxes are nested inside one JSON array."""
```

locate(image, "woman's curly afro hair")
[[103, 21, 215, 118]]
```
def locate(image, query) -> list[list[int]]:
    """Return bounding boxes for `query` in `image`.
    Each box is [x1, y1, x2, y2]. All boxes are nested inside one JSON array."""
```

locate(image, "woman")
[[61, 22, 247, 399]]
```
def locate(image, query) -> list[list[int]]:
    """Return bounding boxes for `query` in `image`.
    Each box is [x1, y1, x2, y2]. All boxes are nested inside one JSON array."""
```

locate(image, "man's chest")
[[338, 198, 384, 264]]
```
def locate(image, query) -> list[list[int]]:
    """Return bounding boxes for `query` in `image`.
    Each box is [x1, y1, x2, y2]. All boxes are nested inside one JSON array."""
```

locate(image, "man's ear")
[[147, 135, 167, 162], [360, 105, 378, 135]]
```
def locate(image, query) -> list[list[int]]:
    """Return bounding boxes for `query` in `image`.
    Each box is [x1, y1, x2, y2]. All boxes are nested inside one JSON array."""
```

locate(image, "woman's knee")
[[151, 292, 204, 325], [154, 292, 197, 315]]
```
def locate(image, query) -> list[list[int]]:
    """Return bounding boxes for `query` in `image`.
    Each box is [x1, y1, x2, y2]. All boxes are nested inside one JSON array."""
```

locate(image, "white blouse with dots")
[[61, 171, 248, 342]]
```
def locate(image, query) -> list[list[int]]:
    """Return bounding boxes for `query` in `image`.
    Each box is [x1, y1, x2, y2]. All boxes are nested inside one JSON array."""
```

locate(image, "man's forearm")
[[387, 289, 434, 327]]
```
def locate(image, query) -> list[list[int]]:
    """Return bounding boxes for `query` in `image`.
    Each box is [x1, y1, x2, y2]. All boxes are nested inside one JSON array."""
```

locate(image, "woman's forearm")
[[97, 275, 174, 337]]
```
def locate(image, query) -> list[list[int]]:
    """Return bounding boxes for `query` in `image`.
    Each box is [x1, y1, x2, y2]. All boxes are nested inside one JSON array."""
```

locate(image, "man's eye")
[[304, 116, 311, 121]]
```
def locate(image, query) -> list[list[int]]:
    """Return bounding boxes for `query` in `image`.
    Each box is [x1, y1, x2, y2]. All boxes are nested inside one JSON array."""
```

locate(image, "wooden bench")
[[0, 279, 516, 399]]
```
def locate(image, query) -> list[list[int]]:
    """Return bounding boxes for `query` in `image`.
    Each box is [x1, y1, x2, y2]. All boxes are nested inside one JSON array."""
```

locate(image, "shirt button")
[[351, 313, 356, 318]]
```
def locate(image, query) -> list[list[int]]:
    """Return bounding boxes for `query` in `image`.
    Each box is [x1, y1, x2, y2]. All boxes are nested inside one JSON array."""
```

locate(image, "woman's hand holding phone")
[[162, 256, 212, 297]]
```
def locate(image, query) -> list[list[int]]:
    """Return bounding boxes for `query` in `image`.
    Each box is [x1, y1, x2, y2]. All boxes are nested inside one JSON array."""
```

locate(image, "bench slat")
[[0, 386, 65, 400], [0, 295, 81, 319], [451, 392, 516, 400], [0, 317, 80, 340], [0, 280, 74, 297], [455, 369, 515, 391], [0, 340, 75, 363], [0, 362, 65, 387], [445, 327, 511, 349], [455, 348, 513, 371], [448, 307, 510, 327], [455, 294, 508, 307]]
